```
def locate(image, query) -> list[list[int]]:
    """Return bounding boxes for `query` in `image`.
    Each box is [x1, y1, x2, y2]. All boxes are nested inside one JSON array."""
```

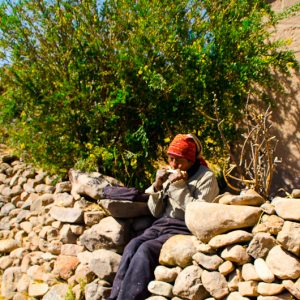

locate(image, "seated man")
[[108, 133, 219, 300]]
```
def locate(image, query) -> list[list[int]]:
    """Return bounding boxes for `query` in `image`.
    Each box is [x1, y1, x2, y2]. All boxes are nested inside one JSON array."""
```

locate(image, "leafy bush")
[[0, 0, 298, 189]]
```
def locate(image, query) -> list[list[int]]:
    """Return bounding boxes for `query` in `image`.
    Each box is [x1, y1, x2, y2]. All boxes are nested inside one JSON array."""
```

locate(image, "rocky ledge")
[[0, 145, 299, 300]]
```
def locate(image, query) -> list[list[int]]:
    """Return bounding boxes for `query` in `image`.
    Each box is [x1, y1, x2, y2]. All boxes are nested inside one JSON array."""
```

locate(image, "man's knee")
[[137, 239, 162, 257]]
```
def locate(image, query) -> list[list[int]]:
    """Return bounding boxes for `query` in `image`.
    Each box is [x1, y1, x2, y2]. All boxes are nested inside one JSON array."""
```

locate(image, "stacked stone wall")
[[0, 147, 299, 300]]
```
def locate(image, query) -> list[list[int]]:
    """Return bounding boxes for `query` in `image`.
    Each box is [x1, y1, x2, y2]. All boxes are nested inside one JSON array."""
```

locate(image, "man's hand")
[[153, 168, 169, 191], [168, 170, 188, 183]]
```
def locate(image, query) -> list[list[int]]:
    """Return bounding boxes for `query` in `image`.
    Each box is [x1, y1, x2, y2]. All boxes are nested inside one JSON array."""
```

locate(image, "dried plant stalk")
[[216, 99, 279, 200]]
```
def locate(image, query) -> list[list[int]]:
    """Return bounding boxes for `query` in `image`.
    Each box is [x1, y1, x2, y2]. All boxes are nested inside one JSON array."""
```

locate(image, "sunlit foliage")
[[0, 0, 298, 188]]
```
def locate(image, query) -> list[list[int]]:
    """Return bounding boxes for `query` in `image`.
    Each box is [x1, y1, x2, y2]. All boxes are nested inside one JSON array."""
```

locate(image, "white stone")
[[254, 258, 275, 283], [148, 281, 173, 298], [28, 282, 49, 297]]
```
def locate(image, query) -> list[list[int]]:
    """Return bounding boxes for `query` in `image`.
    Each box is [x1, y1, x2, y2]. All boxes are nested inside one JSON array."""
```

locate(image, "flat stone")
[[218, 189, 265, 206], [209, 230, 253, 249], [257, 282, 285, 296], [99, 199, 150, 218], [49, 206, 83, 223], [148, 281, 173, 298], [28, 282, 49, 297], [193, 252, 223, 270], [186, 202, 261, 243], [272, 198, 300, 221]]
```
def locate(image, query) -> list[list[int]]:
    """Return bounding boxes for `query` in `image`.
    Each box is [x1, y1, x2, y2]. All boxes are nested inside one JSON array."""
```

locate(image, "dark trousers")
[[107, 217, 190, 300]]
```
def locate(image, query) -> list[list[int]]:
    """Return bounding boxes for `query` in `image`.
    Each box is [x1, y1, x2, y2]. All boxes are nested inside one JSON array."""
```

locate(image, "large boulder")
[[186, 202, 262, 243], [68, 169, 122, 200], [80, 216, 130, 253]]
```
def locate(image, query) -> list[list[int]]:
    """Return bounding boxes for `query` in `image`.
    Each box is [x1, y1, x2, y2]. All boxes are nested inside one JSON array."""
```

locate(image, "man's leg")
[[108, 223, 161, 299], [116, 236, 171, 300]]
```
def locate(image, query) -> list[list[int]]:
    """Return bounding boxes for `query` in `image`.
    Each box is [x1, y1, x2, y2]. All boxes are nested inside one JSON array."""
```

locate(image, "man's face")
[[168, 154, 194, 171]]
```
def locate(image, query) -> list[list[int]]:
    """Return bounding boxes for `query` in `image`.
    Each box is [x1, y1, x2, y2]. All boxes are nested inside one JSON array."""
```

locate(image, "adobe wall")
[[265, 0, 300, 193]]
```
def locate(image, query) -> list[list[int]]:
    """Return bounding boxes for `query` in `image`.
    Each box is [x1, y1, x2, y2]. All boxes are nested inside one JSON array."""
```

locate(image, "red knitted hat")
[[167, 134, 197, 163]]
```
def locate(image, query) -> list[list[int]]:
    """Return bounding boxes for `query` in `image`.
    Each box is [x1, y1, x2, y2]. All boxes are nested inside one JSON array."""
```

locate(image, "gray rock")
[[42, 283, 69, 300], [88, 249, 121, 283], [0, 255, 13, 269], [193, 252, 223, 270], [99, 199, 150, 218], [85, 279, 111, 300], [80, 216, 129, 252], [247, 232, 277, 259], [218, 261, 235, 276], [49, 206, 84, 223], [218, 189, 265, 206], [260, 202, 276, 215], [59, 224, 77, 244], [282, 280, 300, 299], [55, 181, 72, 193], [60, 244, 84, 256], [172, 265, 208, 300], [257, 282, 285, 296], [69, 169, 122, 200], [84, 211, 106, 226], [53, 193, 74, 207], [226, 291, 251, 299], [35, 184, 55, 194], [201, 270, 229, 299]]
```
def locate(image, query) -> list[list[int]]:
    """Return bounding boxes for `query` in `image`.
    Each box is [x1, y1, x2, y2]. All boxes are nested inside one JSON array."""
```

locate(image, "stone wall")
[[0, 147, 299, 300]]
